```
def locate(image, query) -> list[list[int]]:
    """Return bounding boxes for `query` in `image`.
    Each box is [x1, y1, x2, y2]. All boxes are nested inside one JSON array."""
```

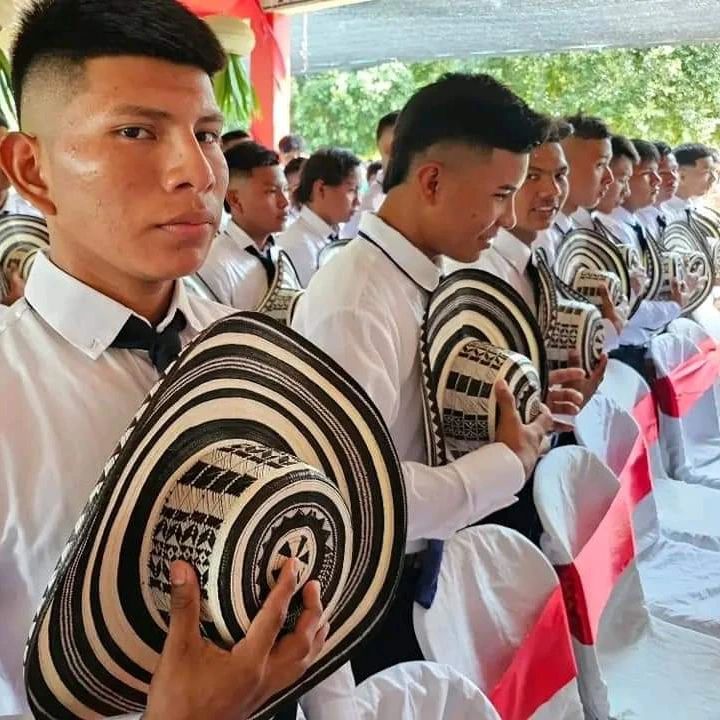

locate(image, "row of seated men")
[[2, 0, 720, 718]]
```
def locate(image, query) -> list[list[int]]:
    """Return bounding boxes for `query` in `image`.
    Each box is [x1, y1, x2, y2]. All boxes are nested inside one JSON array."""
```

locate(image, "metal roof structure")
[[290, 0, 720, 74]]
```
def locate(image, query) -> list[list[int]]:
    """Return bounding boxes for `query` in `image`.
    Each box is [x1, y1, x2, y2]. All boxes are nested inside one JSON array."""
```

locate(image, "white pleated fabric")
[[535, 447, 720, 720], [599, 358, 720, 552]]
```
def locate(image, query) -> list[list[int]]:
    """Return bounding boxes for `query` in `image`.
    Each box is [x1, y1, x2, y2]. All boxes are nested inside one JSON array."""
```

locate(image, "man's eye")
[[197, 131, 221, 144], [119, 127, 152, 140]]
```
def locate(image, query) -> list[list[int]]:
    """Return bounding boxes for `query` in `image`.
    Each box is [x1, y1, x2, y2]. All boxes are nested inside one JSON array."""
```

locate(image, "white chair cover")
[[296, 662, 501, 720], [649, 332, 720, 487], [600, 359, 720, 551], [412, 525, 583, 720], [690, 293, 720, 341], [535, 447, 720, 720], [575, 393, 720, 638]]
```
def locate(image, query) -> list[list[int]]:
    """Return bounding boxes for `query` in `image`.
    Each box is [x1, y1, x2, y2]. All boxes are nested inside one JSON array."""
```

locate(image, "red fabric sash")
[[490, 586, 577, 720], [653, 338, 720, 418]]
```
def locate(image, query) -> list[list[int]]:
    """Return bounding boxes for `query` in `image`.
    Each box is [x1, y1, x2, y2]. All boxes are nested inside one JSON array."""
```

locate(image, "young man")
[[292, 72, 555, 682], [0, 111, 42, 218], [284, 155, 306, 222], [199, 141, 289, 309], [279, 133, 305, 166], [0, 1, 327, 717], [635, 141, 679, 236], [280, 147, 362, 286], [594, 135, 639, 235], [597, 139, 684, 374], [664, 143, 717, 220], [341, 110, 399, 239]]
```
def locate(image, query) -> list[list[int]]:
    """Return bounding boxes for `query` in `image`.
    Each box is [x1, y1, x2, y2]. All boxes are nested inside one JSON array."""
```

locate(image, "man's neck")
[[675, 185, 694, 201], [49, 247, 175, 326], [561, 197, 579, 215], [376, 190, 436, 260], [511, 226, 536, 247], [233, 217, 269, 250], [0, 188, 9, 210], [306, 202, 334, 229]]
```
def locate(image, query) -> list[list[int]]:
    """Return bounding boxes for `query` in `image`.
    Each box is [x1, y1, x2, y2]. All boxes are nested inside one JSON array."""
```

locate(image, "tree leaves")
[[214, 52, 258, 132]]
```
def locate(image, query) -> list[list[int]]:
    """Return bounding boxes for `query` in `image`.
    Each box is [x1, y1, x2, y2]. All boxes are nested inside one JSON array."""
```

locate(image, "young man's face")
[[597, 155, 634, 215], [657, 153, 679, 204], [4, 56, 227, 285], [377, 126, 395, 167], [425, 145, 528, 263], [625, 159, 661, 212], [513, 142, 569, 234], [314, 167, 362, 225], [562, 136, 613, 211], [679, 155, 716, 198], [228, 164, 288, 237]]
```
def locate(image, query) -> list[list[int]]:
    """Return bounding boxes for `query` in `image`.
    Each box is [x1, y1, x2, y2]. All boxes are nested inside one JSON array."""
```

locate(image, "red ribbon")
[[653, 338, 720, 418], [489, 585, 578, 720], [181, 0, 287, 78], [632, 391, 659, 446], [618, 434, 653, 509]]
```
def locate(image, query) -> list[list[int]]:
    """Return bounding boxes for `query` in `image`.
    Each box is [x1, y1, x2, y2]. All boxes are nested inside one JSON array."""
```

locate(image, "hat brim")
[[25, 313, 406, 720], [256, 249, 304, 325], [421, 269, 547, 466], [0, 214, 49, 280]]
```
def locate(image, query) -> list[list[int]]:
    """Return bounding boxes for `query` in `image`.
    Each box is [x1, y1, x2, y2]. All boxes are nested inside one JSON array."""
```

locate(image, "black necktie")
[[245, 242, 275, 284], [631, 223, 649, 254], [111, 310, 186, 372], [657, 214, 667, 232], [328, 232, 339, 244], [526, 257, 542, 310]]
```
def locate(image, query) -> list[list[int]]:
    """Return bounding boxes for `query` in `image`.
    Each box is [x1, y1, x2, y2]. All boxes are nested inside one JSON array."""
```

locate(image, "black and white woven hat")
[[0, 213, 49, 284], [420, 269, 548, 465], [24, 313, 406, 720], [256, 249, 304, 325], [662, 221, 713, 313]]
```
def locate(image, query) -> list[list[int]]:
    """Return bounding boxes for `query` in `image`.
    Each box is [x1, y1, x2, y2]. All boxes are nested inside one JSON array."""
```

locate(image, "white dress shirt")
[[602, 206, 681, 345], [341, 170, 385, 240], [0, 251, 356, 719], [279, 205, 337, 288], [537, 210, 575, 266], [662, 195, 694, 223], [637, 205, 665, 240], [197, 219, 269, 309], [0, 188, 43, 218], [570, 206, 595, 230], [445, 228, 620, 352], [292, 213, 524, 557]]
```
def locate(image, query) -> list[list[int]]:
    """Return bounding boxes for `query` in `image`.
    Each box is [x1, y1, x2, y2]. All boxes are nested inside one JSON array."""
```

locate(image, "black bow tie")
[[328, 232, 340, 244], [111, 310, 186, 372]]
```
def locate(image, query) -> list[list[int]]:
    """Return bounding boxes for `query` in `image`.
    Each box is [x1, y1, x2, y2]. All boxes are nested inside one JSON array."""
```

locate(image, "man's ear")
[[0, 132, 57, 216]]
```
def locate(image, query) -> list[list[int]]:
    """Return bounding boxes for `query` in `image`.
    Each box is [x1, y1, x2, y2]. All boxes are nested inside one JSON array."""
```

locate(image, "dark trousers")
[[609, 344, 653, 383], [350, 560, 424, 683]]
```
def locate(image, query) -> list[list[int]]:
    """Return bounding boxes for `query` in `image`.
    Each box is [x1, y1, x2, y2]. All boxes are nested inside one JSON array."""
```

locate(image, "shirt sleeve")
[[627, 298, 682, 333], [293, 306, 525, 544]]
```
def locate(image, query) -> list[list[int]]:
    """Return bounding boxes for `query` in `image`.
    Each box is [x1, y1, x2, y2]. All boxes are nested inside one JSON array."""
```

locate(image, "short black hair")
[[225, 141, 280, 178], [376, 111, 400, 142], [630, 138, 660, 164], [674, 143, 716, 167], [612, 135, 640, 164], [545, 118, 574, 144], [295, 147, 361, 206], [564, 112, 611, 140], [222, 128, 250, 145], [279, 133, 304, 154], [367, 160, 383, 182], [12, 0, 226, 119], [654, 141, 673, 159], [384, 73, 550, 192], [284, 156, 306, 179]]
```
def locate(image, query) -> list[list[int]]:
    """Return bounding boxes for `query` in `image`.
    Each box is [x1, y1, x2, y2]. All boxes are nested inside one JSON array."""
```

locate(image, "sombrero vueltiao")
[[533, 251, 606, 374], [318, 239, 350, 268], [687, 208, 720, 284], [255, 249, 304, 325], [420, 269, 548, 466], [661, 220, 713, 313], [554, 228, 635, 316], [24, 313, 406, 720], [0, 214, 50, 288]]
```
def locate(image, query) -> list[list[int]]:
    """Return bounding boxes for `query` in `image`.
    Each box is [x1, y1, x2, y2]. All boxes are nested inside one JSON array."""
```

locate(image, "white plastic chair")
[[535, 446, 720, 720], [649, 332, 720, 487], [412, 525, 583, 720], [297, 662, 502, 720], [599, 358, 720, 551]]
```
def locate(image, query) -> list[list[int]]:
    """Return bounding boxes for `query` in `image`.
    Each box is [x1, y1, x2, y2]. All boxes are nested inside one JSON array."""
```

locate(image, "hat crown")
[[148, 439, 352, 648]]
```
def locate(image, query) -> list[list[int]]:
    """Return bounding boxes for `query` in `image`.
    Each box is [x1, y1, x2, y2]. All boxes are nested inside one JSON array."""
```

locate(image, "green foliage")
[[214, 53, 258, 132], [291, 44, 720, 158]]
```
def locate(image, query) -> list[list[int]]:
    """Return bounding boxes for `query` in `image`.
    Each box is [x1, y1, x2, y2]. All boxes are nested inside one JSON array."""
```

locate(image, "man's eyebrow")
[[109, 104, 224, 125]]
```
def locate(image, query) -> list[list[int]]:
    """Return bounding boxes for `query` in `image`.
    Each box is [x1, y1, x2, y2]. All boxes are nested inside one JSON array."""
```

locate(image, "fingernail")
[[170, 562, 187, 587]]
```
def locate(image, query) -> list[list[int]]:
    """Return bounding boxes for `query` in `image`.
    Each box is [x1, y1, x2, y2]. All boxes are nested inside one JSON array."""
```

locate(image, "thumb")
[[165, 560, 202, 654], [495, 379, 519, 422]]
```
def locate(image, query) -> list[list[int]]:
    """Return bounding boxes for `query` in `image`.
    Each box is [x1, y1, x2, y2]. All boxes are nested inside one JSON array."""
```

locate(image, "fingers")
[[164, 561, 202, 655], [548, 367, 586, 385], [495, 379, 519, 423], [533, 404, 555, 434], [547, 386, 584, 408], [242, 558, 299, 661]]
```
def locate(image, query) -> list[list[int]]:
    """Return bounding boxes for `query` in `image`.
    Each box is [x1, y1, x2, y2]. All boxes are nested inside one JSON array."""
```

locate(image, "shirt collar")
[[554, 211, 575, 234], [611, 205, 638, 226], [492, 228, 533, 275], [300, 205, 336, 239], [570, 206, 594, 229], [24, 251, 202, 360], [359, 212, 442, 292], [224, 219, 258, 250], [663, 196, 693, 211]]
